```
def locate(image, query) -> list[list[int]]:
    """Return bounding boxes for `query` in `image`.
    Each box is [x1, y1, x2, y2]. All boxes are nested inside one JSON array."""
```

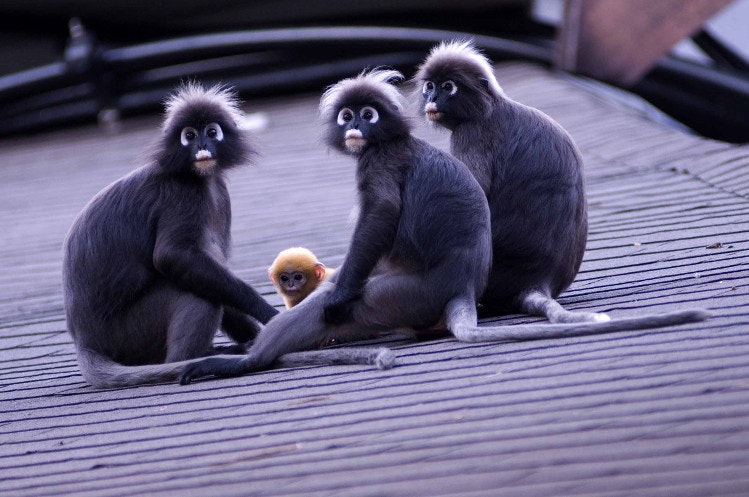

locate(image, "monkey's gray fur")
[[179, 69, 493, 383], [179, 64, 709, 386], [63, 82, 393, 389], [415, 40, 709, 332]]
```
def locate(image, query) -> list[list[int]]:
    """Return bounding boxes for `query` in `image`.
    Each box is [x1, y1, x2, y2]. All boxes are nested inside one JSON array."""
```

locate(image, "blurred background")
[[0, 0, 747, 142]]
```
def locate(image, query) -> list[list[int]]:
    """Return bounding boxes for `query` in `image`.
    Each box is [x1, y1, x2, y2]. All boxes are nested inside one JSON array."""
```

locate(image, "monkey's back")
[[391, 137, 492, 297], [63, 165, 230, 339], [64, 167, 158, 324], [452, 98, 588, 310]]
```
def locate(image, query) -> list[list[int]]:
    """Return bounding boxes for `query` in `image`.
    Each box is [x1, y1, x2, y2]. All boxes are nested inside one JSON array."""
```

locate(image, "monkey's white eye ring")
[[337, 108, 354, 126], [422, 81, 435, 94], [180, 127, 198, 146], [206, 122, 224, 142], [442, 80, 458, 95], [360, 106, 379, 124]]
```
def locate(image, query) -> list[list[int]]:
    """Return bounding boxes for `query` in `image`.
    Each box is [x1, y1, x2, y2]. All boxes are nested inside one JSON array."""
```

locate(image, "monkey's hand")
[[323, 291, 359, 326], [179, 356, 254, 385]]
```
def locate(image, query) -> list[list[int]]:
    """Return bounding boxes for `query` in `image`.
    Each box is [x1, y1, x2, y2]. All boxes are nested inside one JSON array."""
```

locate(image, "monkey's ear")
[[268, 268, 277, 283], [314, 263, 326, 282]]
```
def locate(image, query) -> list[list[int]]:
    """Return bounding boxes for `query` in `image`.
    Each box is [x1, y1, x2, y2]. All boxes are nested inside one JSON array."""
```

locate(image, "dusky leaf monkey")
[[63, 83, 391, 389], [179, 69, 491, 383], [269, 247, 335, 308], [180, 67, 709, 385], [415, 40, 710, 328]]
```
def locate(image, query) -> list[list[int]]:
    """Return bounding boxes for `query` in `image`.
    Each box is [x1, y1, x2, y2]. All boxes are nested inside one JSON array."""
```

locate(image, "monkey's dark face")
[[325, 92, 410, 156], [335, 104, 381, 155], [419, 68, 495, 130], [179, 122, 224, 176], [158, 101, 251, 177]]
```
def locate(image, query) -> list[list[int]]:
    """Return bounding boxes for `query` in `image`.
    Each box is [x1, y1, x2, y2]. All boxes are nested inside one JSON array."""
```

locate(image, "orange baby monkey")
[[269, 247, 335, 308]]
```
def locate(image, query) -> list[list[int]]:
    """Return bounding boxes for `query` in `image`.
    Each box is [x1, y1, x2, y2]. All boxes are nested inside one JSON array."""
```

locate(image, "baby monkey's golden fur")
[[269, 247, 334, 308]]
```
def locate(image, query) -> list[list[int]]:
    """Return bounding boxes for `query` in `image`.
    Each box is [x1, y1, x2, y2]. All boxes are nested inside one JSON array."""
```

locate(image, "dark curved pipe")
[[0, 26, 553, 135], [102, 26, 552, 67], [0, 24, 747, 142]]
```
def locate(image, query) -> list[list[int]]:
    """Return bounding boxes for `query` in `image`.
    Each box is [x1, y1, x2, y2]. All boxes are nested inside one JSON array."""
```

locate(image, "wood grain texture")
[[1, 62, 748, 497]]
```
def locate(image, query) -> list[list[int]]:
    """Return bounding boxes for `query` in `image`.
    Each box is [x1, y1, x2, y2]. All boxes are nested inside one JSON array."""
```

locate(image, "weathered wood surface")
[[1, 62, 748, 497]]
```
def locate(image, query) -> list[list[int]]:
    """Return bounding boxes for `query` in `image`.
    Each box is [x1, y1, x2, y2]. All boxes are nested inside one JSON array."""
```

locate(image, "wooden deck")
[[2, 62, 748, 497]]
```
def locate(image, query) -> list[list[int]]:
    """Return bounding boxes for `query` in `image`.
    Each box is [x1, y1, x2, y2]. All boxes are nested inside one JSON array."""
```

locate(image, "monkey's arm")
[[324, 199, 400, 324], [220, 307, 261, 343], [153, 217, 278, 323]]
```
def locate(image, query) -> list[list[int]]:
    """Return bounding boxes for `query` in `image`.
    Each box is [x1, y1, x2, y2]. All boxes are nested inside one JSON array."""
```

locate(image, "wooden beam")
[[555, 0, 735, 86]]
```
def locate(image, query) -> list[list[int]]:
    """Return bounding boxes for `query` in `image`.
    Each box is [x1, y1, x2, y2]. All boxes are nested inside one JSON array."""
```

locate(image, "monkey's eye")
[[442, 80, 458, 96], [422, 81, 435, 94], [337, 108, 354, 126], [293, 274, 304, 281], [280, 275, 289, 282], [360, 106, 379, 124], [180, 127, 198, 146], [205, 122, 224, 142]]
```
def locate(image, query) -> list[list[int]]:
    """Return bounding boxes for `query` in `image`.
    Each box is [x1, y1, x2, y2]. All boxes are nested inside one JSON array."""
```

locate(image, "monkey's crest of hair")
[[417, 40, 505, 98], [319, 68, 407, 121], [271, 247, 320, 271], [162, 82, 246, 132]]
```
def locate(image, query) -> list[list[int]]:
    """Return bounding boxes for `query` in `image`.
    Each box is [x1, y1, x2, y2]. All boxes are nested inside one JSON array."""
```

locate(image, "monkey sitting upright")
[[179, 68, 709, 386], [269, 247, 335, 308], [415, 40, 710, 330], [63, 83, 391, 389]]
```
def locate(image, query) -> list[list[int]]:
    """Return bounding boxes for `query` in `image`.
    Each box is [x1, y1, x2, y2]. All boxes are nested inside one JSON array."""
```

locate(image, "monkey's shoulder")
[[409, 137, 484, 193], [495, 100, 580, 152]]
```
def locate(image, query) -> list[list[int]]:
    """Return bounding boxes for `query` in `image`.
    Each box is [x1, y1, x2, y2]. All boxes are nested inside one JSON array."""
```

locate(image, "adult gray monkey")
[[63, 82, 392, 389], [415, 40, 709, 329], [179, 69, 707, 386]]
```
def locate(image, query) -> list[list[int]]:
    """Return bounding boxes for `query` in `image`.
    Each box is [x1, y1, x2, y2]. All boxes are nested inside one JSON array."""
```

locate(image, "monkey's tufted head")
[[320, 69, 411, 155], [156, 82, 255, 177], [415, 40, 504, 130]]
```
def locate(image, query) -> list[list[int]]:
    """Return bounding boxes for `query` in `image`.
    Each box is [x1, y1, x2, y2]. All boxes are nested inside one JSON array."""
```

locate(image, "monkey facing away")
[[269, 247, 335, 308], [63, 83, 391, 389], [180, 69, 706, 386], [415, 40, 709, 329]]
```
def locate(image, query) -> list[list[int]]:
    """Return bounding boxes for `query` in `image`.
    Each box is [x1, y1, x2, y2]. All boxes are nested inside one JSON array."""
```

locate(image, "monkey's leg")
[[349, 273, 446, 330], [165, 292, 223, 362], [520, 290, 610, 324], [179, 282, 397, 384], [220, 307, 261, 346], [178, 273, 442, 384], [252, 274, 439, 362], [73, 284, 225, 388]]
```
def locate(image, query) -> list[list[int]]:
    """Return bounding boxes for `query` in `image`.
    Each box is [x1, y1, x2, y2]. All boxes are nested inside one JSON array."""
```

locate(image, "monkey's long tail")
[[445, 300, 711, 343], [75, 347, 395, 389], [275, 347, 396, 369]]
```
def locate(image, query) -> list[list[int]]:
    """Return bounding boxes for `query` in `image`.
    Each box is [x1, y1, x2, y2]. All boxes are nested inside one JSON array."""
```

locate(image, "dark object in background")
[[0, 0, 747, 142]]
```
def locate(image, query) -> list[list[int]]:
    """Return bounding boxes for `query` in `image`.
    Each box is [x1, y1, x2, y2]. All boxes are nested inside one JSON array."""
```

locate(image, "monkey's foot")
[[179, 356, 252, 385]]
